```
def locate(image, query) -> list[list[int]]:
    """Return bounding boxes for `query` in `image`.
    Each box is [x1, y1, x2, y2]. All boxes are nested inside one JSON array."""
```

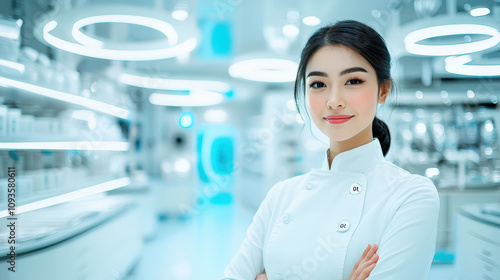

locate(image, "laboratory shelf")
[[0, 75, 132, 120], [0, 174, 130, 217], [0, 139, 129, 151]]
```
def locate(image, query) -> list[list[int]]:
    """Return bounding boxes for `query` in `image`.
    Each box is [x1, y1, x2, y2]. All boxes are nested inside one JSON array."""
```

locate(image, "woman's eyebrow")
[[306, 67, 368, 78], [339, 67, 368, 76]]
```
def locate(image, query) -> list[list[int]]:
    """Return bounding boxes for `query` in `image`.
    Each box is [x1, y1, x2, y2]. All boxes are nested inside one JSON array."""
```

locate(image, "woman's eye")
[[346, 78, 363, 85], [309, 81, 326, 88]]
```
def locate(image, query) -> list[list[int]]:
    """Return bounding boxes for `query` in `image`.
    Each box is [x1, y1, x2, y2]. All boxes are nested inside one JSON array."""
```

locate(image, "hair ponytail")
[[372, 117, 390, 156]]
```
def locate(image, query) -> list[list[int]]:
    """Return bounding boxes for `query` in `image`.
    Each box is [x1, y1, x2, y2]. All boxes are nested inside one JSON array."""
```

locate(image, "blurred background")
[[0, 0, 499, 279]]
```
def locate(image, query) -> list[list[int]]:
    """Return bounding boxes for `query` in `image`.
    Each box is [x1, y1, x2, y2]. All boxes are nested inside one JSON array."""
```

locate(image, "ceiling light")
[[467, 90, 475, 98], [445, 54, 500, 76], [302, 16, 320, 26], [172, 9, 189, 21], [470, 7, 490, 17], [404, 24, 500, 56], [35, 4, 199, 61], [228, 58, 298, 82], [72, 15, 179, 48], [0, 76, 130, 119], [149, 91, 224, 106], [204, 110, 227, 122], [174, 158, 190, 173], [179, 112, 194, 128], [282, 24, 299, 38], [119, 73, 231, 93]]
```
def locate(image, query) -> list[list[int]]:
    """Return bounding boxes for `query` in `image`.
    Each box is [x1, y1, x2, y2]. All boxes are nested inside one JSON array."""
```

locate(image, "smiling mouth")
[[324, 115, 354, 124]]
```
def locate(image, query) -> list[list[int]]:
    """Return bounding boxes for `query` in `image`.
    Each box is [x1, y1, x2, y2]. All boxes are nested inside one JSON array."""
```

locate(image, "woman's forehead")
[[306, 45, 374, 75]]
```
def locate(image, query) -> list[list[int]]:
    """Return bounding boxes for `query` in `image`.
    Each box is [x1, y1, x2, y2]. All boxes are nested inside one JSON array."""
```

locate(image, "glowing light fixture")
[[174, 158, 190, 173], [467, 90, 475, 98], [282, 24, 299, 38], [204, 110, 227, 122], [0, 177, 130, 218], [404, 24, 500, 56], [425, 168, 440, 178], [36, 5, 199, 61], [119, 73, 231, 93], [172, 9, 189, 21], [470, 7, 490, 17], [0, 76, 130, 119], [179, 112, 194, 128], [0, 141, 129, 151], [302, 16, 320, 26], [445, 54, 500, 76], [72, 15, 179, 48], [228, 58, 298, 82], [149, 90, 224, 106]]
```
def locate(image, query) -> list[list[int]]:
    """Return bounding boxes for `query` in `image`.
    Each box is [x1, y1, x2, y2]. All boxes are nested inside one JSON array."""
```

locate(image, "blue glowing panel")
[[197, 124, 235, 183], [197, 19, 233, 59], [211, 137, 233, 175]]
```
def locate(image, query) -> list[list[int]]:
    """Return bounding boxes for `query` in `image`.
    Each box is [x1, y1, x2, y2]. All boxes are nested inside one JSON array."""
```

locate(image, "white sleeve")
[[368, 176, 440, 280], [218, 181, 281, 280]]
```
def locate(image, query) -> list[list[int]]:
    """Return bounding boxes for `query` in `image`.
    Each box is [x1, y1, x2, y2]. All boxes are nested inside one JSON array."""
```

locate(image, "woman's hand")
[[255, 269, 267, 280], [349, 244, 379, 280]]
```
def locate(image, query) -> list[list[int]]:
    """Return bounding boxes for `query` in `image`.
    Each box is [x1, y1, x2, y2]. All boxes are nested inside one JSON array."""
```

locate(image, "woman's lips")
[[324, 115, 354, 124]]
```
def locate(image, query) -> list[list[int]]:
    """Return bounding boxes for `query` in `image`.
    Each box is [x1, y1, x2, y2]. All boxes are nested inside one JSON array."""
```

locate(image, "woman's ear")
[[378, 80, 391, 105]]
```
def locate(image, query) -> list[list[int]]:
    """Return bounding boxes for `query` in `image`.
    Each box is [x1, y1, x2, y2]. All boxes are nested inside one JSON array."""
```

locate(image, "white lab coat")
[[221, 138, 440, 280]]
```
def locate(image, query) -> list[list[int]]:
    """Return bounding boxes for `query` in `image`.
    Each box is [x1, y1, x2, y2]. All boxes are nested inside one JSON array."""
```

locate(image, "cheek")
[[349, 89, 378, 112], [306, 93, 324, 115]]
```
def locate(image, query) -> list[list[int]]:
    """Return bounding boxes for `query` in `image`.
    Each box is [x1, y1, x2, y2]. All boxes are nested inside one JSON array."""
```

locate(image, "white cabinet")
[[456, 203, 500, 280], [0, 198, 142, 280]]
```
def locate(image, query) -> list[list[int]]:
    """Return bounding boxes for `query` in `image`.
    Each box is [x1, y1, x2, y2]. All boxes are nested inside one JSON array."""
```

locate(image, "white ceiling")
[[2, 0, 500, 94]]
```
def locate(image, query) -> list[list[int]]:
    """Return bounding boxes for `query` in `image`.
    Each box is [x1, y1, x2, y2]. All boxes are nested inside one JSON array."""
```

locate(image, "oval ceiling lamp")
[[149, 90, 224, 107], [228, 55, 298, 83], [445, 54, 500, 76], [470, 7, 490, 17], [33, 4, 199, 61], [404, 24, 500, 56], [118, 73, 231, 94]]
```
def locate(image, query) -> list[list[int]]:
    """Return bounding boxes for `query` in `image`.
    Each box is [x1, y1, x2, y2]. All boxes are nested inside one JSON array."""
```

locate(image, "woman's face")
[[305, 44, 389, 143]]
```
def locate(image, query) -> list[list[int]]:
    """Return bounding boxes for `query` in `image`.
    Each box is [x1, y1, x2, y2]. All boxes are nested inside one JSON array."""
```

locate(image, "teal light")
[[179, 112, 194, 128]]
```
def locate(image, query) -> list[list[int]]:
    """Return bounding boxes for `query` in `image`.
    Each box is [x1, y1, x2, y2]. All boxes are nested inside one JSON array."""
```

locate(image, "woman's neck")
[[328, 125, 374, 168]]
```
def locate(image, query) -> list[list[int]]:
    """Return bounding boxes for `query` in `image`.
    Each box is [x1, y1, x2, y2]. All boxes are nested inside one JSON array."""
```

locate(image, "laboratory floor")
[[129, 197, 458, 280]]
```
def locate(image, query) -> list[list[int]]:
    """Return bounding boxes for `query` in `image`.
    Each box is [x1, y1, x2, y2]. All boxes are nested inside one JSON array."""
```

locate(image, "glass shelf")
[[0, 76, 131, 120]]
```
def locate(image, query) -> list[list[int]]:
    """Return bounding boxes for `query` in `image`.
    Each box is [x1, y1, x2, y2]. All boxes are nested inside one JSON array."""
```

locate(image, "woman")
[[220, 19, 440, 280]]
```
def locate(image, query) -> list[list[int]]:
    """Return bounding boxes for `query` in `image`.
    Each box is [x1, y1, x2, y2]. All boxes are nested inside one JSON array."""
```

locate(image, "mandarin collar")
[[319, 138, 385, 172]]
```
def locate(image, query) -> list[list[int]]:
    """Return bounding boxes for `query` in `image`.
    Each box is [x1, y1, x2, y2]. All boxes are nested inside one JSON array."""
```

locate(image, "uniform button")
[[305, 183, 313, 190], [337, 219, 350, 232], [274, 274, 283, 280], [350, 183, 362, 195], [282, 214, 290, 224]]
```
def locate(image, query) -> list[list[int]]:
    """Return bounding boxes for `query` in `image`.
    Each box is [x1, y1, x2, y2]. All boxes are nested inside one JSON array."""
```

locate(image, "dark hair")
[[294, 20, 393, 156]]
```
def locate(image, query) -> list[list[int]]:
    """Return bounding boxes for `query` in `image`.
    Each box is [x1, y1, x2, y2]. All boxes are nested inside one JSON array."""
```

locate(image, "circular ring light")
[[404, 24, 500, 56], [34, 4, 198, 61], [228, 58, 298, 82], [71, 15, 179, 48], [445, 54, 500, 76]]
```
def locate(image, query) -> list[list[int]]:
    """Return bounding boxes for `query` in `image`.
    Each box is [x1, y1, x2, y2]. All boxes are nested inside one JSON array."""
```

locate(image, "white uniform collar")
[[320, 138, 385, 172]]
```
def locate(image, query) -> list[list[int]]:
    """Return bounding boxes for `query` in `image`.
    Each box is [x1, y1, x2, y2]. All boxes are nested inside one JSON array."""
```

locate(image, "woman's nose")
[[326, 89, 345, 109]]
